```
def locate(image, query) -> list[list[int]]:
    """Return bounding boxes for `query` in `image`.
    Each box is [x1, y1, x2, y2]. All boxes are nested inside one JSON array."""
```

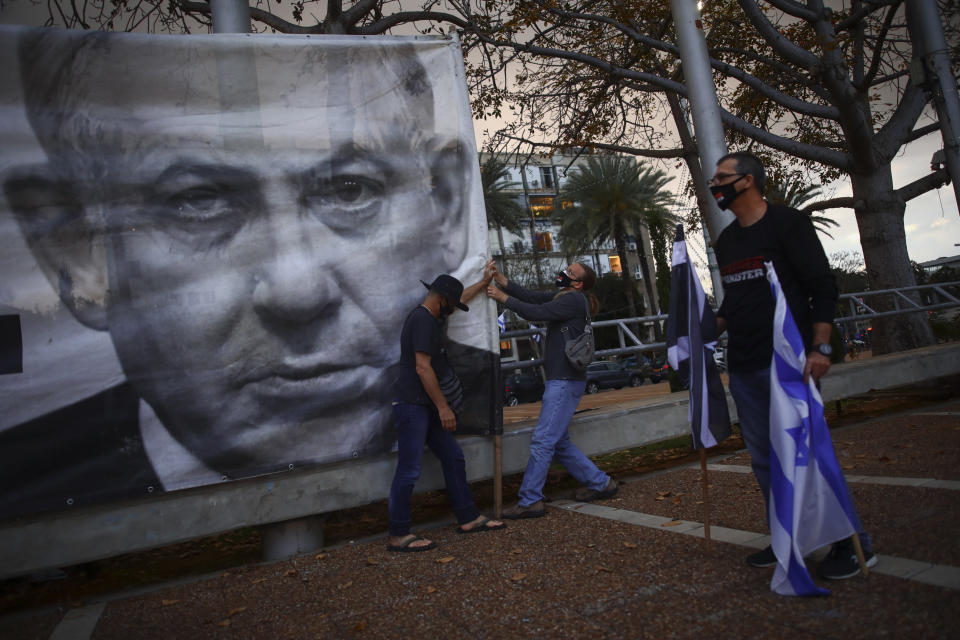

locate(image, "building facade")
[[481, 151, 660, 314]]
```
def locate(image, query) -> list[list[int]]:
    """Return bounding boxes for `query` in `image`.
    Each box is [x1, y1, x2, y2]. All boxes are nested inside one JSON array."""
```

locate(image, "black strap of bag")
[[560, 293, 594, 370]]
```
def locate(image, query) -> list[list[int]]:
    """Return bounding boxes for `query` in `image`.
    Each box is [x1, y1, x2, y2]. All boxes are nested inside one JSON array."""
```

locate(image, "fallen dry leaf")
[[228, 607, 247, 617], [161, 599, 179, 607], [366, 557, 379, 566], [596, 566, 612, 572], [426, 586, 437, 594], [623, 542, 638, 549], [586, 543, 596, 548], [340, 581, 353, 589], [251, 578, 268, 585], [285, 569, 298, 577], [218, 619, 231, 628], [662, 520, 683, 527], [437, 556, 455, 564], [510, 548, 523, 555], [673, 497, 682, 504], [655, 496, 665, 501], [352, 620, 367, 633], [510, 573, 527, 582], [315, 553, 328, 560], [657, 491, 672, 497]]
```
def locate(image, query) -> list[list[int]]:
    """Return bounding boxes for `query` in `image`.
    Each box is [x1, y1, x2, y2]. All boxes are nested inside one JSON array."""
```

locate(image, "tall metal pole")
[[670, 0, 734, 304], [210, 0, 251, 33], [907, 0, 960, 215]]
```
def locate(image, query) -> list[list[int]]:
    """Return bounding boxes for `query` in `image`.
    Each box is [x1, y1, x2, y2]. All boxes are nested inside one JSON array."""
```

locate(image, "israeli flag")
[[529, 324, 541, 343], [497, 312, 506, 333], [767, 262, 861, 596], [666, 225, 731, 449]]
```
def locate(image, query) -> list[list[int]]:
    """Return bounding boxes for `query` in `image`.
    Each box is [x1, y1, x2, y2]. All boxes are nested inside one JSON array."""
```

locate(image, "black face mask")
[[709, 174, 746, 210], [556, 269, 578, 288]]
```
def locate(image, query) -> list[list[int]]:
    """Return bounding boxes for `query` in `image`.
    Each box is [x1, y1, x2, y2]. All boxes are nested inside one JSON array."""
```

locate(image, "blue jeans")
[[729, 367, 871, 552], [388, 402, 479, 537], [517, 379, 609, 507]]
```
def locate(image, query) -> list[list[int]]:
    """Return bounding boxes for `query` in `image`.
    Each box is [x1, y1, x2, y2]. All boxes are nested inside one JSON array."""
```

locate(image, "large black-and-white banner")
[[0, 26, 498, 519]]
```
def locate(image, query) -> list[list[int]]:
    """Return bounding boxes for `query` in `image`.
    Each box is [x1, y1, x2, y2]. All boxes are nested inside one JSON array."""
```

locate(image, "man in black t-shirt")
[[710, 151, 875, 580], [387, 270, 505, 552]]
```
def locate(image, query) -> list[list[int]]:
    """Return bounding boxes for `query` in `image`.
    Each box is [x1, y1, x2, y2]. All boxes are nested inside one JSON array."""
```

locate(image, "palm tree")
[[765, 178, 840, 239], [557, 156, 675, 318], [480, 155, 526, 273]]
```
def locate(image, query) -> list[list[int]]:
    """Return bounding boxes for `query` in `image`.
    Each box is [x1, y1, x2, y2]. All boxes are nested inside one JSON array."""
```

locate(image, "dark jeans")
[[388, 402, 479, 537], [729, 367, 871, 552]]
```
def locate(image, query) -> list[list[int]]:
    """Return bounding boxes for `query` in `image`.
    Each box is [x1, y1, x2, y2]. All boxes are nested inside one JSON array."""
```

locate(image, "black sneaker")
[[746, 545, 777, 568], [819, 539, 878, 579], [574, 478, 619, 502], [502, 501, 546, 519]]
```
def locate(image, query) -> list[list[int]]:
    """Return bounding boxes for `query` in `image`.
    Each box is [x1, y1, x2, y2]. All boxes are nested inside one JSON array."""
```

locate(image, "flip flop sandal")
[[456, 515, 507, 534], [387, 535, 436, 552]]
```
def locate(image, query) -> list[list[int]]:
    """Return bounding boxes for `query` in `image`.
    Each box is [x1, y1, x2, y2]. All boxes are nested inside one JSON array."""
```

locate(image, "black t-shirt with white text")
[[715, 203, 837, 373]]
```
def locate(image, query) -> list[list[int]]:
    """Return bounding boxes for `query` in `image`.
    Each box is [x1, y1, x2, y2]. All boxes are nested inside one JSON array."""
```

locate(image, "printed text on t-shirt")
[[720, 256, 765, 285]]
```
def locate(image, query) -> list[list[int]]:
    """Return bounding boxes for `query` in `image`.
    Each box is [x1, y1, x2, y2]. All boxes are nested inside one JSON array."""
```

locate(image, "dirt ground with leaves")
[[0, 376, 958, 639]]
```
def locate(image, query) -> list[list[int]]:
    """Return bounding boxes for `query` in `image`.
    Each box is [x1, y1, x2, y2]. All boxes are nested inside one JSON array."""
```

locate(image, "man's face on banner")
[[14, 39, 470, 476]]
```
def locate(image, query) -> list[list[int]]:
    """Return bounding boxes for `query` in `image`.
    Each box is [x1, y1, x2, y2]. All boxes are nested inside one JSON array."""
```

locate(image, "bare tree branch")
[[802, 197, 858, 212], [764, 0, 817, 21], [905, 121, 941, 144], [736, 0, 819, 68], [895, 168, 951, 202]]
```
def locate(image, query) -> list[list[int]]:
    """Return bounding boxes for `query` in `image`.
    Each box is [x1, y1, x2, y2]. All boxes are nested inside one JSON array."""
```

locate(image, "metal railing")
[[499, 281, 960, 373], [835, 281, 960, 322]]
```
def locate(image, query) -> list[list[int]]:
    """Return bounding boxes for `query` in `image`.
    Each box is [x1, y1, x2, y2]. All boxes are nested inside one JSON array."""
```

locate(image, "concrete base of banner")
[[0, 342, 958, 579], [260, 515, 327, 562]]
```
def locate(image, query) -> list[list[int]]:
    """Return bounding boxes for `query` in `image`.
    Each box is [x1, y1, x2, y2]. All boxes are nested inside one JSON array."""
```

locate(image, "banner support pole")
[[699, 448, 712, 550], [493, 434, 503, 518]]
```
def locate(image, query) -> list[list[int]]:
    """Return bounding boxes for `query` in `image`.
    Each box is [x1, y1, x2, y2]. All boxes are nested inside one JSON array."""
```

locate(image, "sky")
[[816, 136, 959, 266]]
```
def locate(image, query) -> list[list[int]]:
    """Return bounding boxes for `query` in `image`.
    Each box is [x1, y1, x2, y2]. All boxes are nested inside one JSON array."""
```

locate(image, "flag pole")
[[850, 533, 869, 576], [699, 448, 712, 550], [493, 433, 503, 518]]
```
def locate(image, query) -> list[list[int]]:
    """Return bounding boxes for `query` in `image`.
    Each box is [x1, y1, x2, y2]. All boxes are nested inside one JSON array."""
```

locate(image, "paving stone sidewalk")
[[3, 400, 959, 640]]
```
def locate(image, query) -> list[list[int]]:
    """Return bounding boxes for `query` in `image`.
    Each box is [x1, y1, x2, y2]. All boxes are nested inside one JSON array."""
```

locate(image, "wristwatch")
[[811, 343, 832, 357]]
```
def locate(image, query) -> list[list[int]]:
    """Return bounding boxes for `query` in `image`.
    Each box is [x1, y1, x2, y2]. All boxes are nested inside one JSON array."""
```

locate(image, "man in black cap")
[[387, 267, 505, 552]]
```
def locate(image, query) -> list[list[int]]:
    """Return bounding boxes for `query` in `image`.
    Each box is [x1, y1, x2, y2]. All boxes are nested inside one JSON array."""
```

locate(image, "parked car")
[[503, 373, 545, 406], [585, 361, 645, 394], [648, 356, 670, 383], [622, 354, 669, 384]]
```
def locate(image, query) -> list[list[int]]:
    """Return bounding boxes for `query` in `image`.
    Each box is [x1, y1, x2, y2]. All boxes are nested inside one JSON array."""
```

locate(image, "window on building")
[[609, 255, 622, 273], [529, 196, 554, 217], [535, 232, 553, 252], [539, 166, 554, 189], [512, 240, 525, 254]]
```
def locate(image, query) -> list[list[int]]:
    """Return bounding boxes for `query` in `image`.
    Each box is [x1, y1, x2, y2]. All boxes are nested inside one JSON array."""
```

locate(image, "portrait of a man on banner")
[[0, 26, 497, 519]]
